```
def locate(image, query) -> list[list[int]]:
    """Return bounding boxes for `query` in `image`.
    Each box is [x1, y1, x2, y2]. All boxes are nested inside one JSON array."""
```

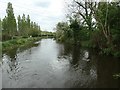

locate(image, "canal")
[[2, 38, 120, 88]]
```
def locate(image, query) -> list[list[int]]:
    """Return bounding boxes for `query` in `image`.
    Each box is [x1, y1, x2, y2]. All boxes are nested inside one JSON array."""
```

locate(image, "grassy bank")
[[2, 37, 41, 52]]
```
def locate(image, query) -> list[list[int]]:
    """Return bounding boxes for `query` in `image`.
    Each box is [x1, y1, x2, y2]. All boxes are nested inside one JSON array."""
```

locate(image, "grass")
[[2, 37, 41, 52]]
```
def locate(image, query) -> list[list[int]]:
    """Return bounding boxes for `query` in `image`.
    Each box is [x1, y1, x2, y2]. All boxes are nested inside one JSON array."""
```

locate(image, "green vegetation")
[[1, 2, 41, 51], [55, 1, 120, 57], [17, 14, 41, 37], [2, 37, 41, 52], [1, 1, 120, 58], [1, 2, 41, 41], [41, 31, 55, 37], [1, 2, 55, 51]]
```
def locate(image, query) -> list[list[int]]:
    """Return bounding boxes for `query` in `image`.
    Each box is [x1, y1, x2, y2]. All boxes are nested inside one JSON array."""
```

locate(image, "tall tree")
[[2, 16, 11, 41], [69, 18, 80, 44], [26, 15, 30, 28], [67, 0, 96, 31], [55, 21, 71, 42], [93, 2, 120, 46], [21, 14, 26, 36], [17, 15, 22, 36], [26, 15, 30, 36], [6, 2, 17, 38]]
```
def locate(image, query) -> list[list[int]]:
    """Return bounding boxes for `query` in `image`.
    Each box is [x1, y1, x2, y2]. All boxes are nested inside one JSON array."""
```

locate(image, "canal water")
[[2, 38, 120, 88]]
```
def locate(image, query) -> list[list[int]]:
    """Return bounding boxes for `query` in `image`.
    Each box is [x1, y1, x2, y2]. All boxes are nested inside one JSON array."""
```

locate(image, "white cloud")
[[0, 0, 65, 32]]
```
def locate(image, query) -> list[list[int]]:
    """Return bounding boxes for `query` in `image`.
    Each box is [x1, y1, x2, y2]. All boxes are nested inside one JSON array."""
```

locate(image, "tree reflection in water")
[[2, 39, 119, 88], [2, 42, 40, 80]]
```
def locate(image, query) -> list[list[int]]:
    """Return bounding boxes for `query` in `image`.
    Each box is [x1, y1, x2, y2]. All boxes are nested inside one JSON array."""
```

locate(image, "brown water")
[[2, 38, 120, 88]]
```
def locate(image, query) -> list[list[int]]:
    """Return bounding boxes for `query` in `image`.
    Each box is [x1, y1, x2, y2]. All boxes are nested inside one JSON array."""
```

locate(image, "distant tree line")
[[1, 2, 41, 41], [55, 1, 120, 57]]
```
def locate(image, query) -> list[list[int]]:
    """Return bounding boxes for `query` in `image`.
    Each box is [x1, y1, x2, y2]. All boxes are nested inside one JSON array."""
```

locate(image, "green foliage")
[[69, 19, 80, 43], [17, 14, 41, 37], [2, 37, 41, 51], [40, 31, 55, 38], [55, 1, 120, 57], [113, 52, 120, 58], [55, 22, 71, 42], [102, 47, 113, 55], [55, 19, 89, 45], [6, 2, 17, 37], [2, 2, 41, 41]]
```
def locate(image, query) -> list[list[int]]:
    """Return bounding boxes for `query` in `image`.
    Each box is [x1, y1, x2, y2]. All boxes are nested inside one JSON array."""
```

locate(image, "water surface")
[[2, 39, 120, 88]]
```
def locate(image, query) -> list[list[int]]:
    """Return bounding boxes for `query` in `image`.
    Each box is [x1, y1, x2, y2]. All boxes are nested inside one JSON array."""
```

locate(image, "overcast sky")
[[0, 0, 67, 32]]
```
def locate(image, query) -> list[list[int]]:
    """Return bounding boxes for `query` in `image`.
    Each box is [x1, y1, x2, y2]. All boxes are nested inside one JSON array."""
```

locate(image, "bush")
[[102, 47, 113, 55], [113, 51, 120, 58]]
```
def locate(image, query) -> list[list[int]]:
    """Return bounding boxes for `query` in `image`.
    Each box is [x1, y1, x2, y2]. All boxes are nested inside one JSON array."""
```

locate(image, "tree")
[[21, 14, 27, 36], [92, 2, 120, 47], [2, 17, 8, 31], [69, 18, 80, 44], [26, 15, 30, 28], [55, 21, 70, 42], [2, 2, 41, 40], [6, 2, 17, 38], [107, 2, 120, 47], [67, 0, 96, 31], [66, 0, 98, 44], [2, 16, 11, 41], [94, 2, 112, 46], [26, 15, 31, 36], [17, 15, 22, 36]]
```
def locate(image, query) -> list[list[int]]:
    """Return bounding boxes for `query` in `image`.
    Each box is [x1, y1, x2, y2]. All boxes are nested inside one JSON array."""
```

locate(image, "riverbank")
[[2, 38, 120, 88], [2, 37, 41, 52], [56, 38, 120, 58]]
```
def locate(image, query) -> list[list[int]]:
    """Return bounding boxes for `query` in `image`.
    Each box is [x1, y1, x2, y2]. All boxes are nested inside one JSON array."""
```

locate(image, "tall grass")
[[2, 37, 41, 51]]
